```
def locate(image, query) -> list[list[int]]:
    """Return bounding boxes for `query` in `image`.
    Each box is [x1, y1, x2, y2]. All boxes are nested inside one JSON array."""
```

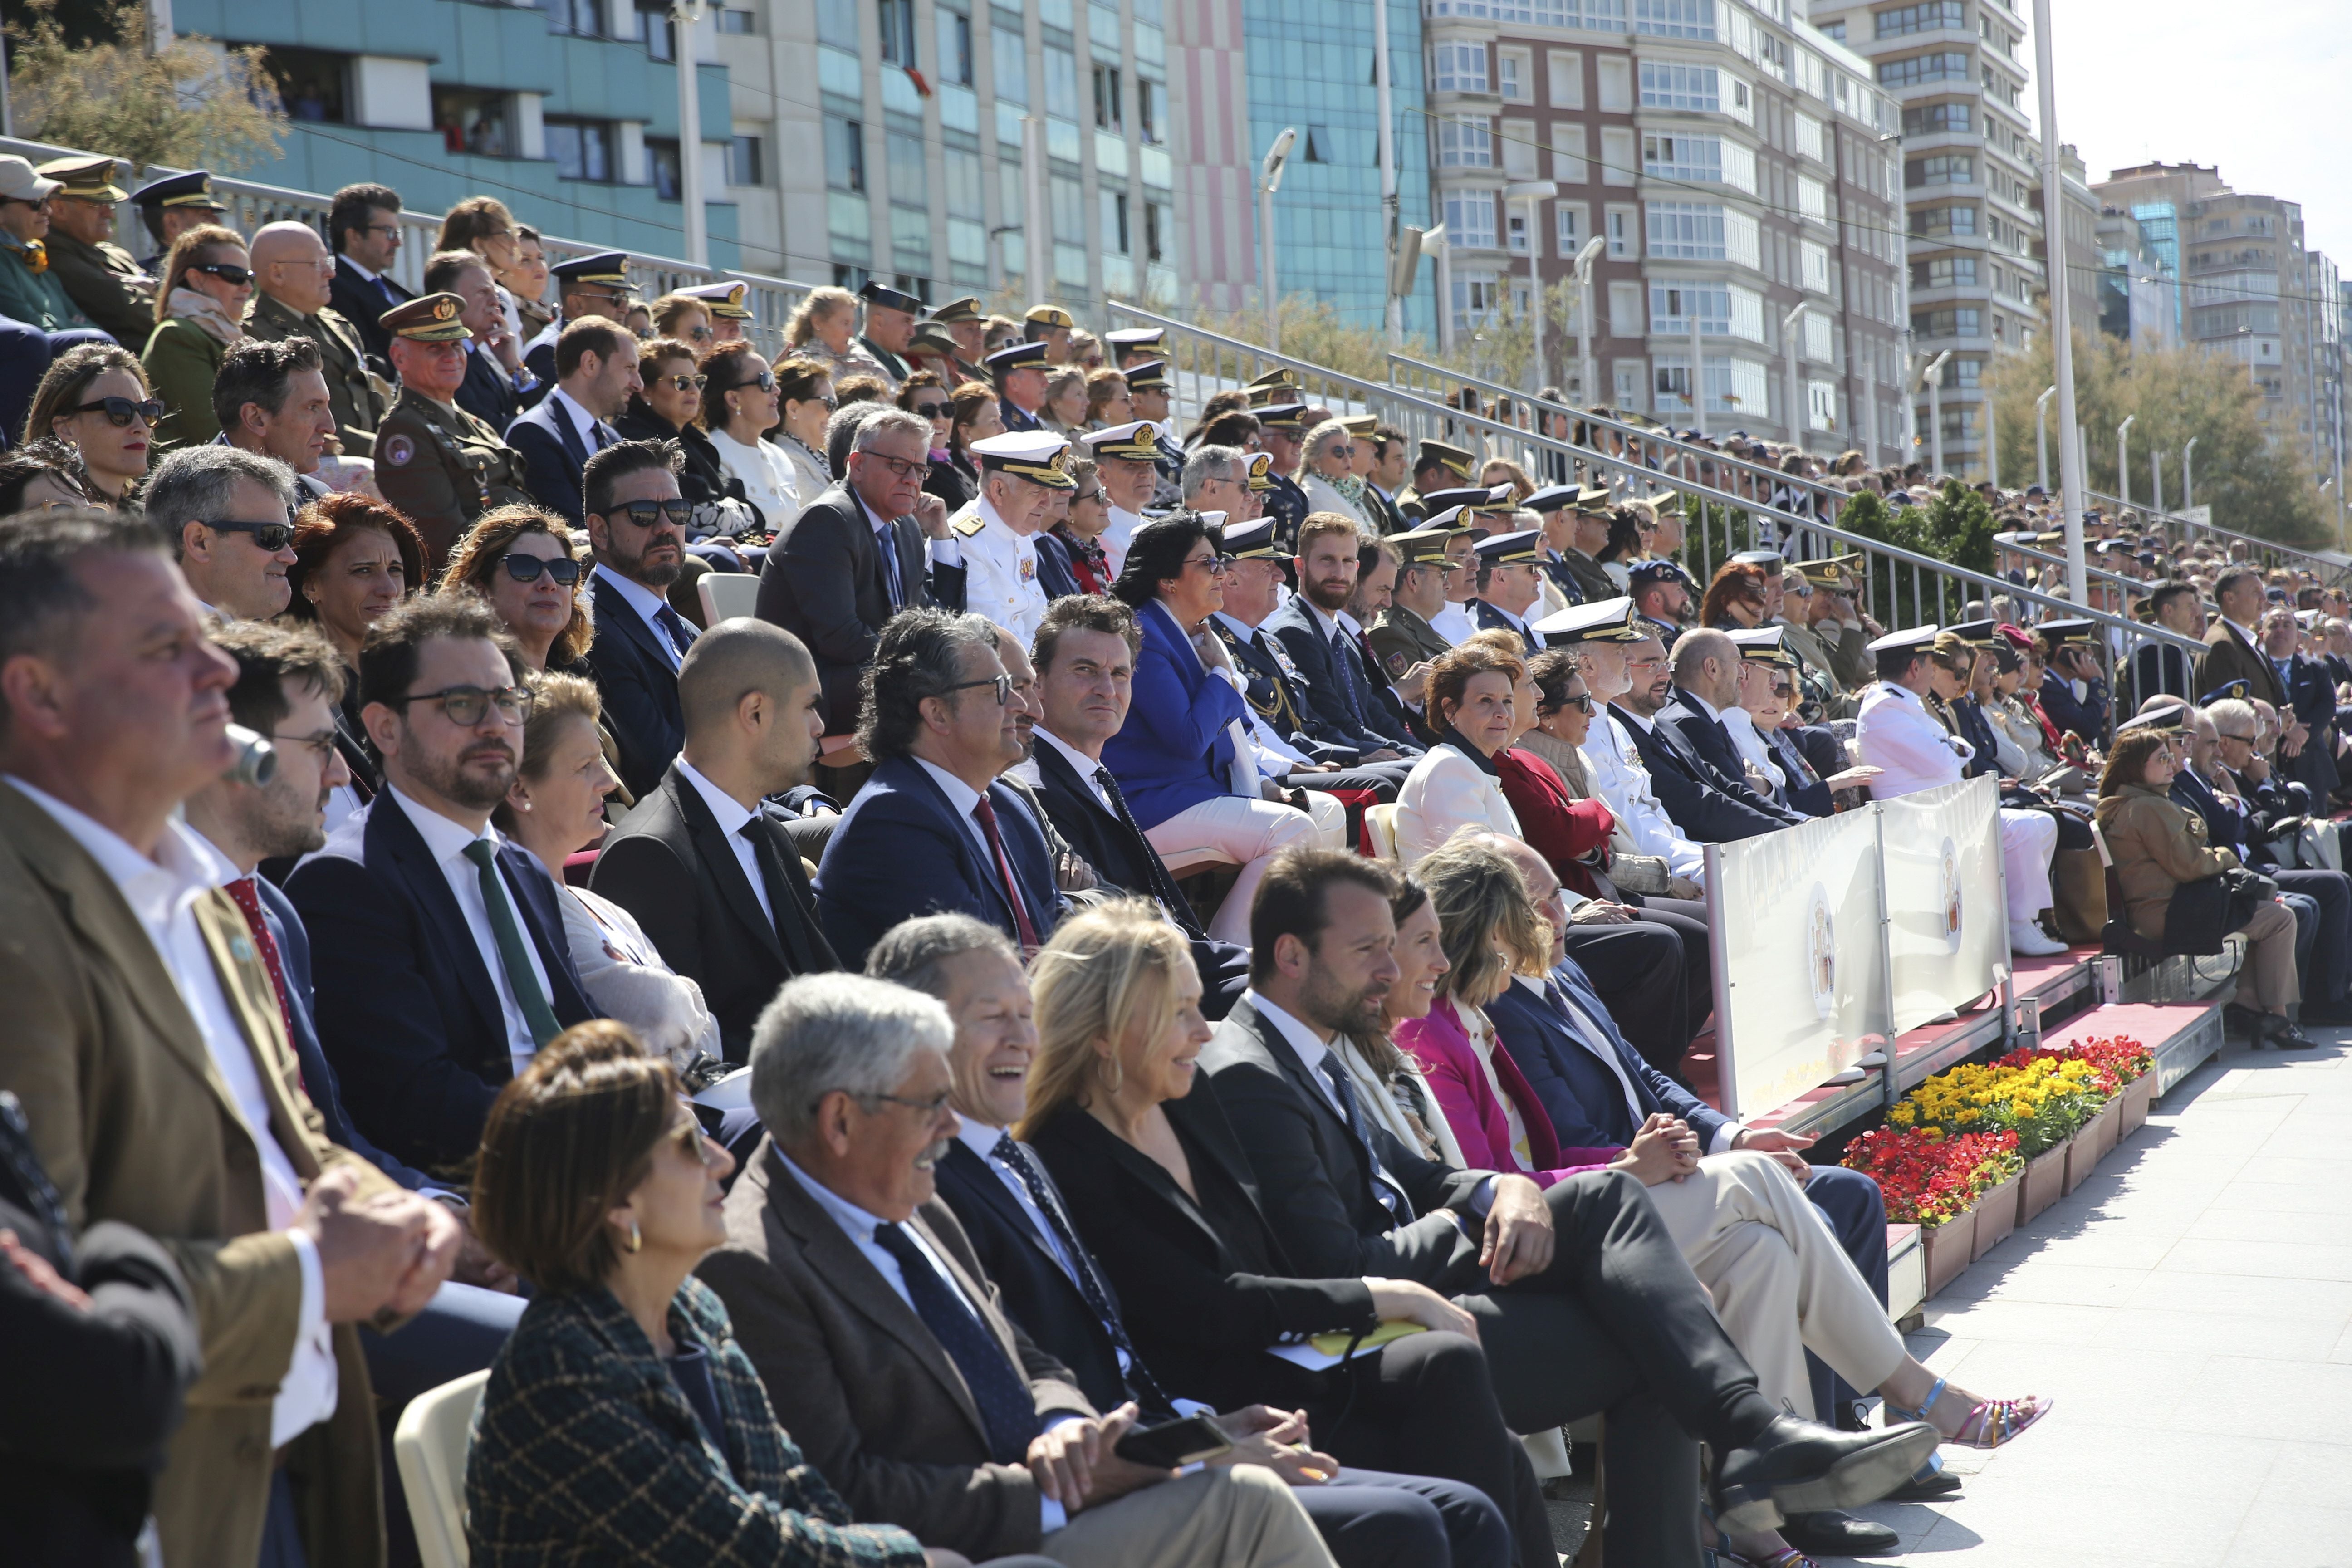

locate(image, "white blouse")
[[1395, 743, 1520, 866], [709, 428, 802, 530]]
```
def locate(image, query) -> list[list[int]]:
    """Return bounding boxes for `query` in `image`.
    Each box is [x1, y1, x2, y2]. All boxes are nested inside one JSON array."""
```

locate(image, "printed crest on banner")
[[1939, 837, 1963, 954], [1805, 884, 1836, 1020]]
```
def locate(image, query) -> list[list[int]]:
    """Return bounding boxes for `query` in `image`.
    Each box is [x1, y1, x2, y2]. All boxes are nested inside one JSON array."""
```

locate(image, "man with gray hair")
[[699, 972, 1343, 1568], [1182, 444, 1250, 520], [143, 443, 301, 620]]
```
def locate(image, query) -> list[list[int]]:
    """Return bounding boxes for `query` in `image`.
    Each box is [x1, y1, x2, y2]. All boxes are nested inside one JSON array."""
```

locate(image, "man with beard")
[[287, 594, 598, 1169], [1265, 513, 1425, 760], [582, 438, 700, 798]]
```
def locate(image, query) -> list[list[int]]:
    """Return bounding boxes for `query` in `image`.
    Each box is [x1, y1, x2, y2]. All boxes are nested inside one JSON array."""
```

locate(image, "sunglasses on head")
[[189, 262, 255, 286], [69, 395, 166, 428], [199, 519, 296, 551], [499, 554, 583, 585]]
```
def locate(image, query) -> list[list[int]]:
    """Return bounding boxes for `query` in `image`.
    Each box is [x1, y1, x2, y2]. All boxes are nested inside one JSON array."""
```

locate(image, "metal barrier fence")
[[0, 134, 819, 359]]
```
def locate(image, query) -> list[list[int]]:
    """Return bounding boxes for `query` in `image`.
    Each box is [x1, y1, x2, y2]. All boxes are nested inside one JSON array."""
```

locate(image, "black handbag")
[[2161, 867, 2274, 956]]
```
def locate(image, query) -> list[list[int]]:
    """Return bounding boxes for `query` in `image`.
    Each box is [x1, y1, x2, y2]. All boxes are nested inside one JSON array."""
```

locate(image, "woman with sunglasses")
[[141, 224, 251, 449], [1047, 454, 1116, 595], [617, 337, 752, 531], [24, 343, 156, 502], [288, 493, 428, 819], [697, 343, 805, 531], [896, 369, 970, 511], [650, 294, 716, 351], [1295, 416, 1373, 533], [1699, 560, 1774, 631], [1727, 646, 1841, 818], [770, 357, 838, 504], [441, 505, 595, 675], [1519, 649, 1696, 903], [945, 379, 1003, 496]]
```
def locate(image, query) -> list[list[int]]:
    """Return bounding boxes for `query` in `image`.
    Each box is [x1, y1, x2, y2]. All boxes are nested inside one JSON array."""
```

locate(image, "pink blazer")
[[1394, 996, 1617, 1186]]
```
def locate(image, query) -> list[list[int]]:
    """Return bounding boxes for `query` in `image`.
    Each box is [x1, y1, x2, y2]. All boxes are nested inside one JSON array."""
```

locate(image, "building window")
[[631, 2, 673, 58], [1873, 1, 1965, 37], [1908, 203, 1978, 238], [1912, 306, 1983, 338], [719, 8, 756, 32], [1304, 125, 1333, 162], [937, 8, 972, 84], [877, 0, 917, 66], [1431, 42, 1489, 93], [547, 0, 603, 36], [887, 129, 927, 206], [1906, 154, 1972, 188], [1817, 19, 1844, 39], [1637, 62, 1719, 112], [1452, 275, 1502, 325], [1650, 282, 1730, 334], [261, 47, 350, 124], [1633, 0, 1716, 40], [1093, 62, 1122, 130], [825, 116, 865, 193], [1445, 190, 1499, 249], [1556, 203, 1581, 256], [1902, 102, 1971, 137], [1498, 50, 1525, 100], [434, 87, 514, 157], [1044, 45, 1081, 121], [1102, 189, 1129, 253], [1437, 117, 1494, 169], [1137, 76, 1163, 143], [1508, 207, 1529, 255], [728, 135, 763, 186], [1646, 200, 1726, 260], [648, 137, 681, 198], [1642, 133, 1720, 182], [1145, 199, 1169, 262], [815, 0, 858, 49], [545, 118, 614, 182], [1607, 206, 1635, 258], [1876, 52, 1970, 88], [1911, 255, 1979, 289], [993, 25, 1028, 103]]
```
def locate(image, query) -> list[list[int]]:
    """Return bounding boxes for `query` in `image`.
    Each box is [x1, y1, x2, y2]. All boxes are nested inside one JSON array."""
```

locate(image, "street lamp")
[[1424, 223, 1453, 356], [1504, 180, 1557, 392], [2035, 385, 2057, 491], [2151, 446, 2164, 514], [1257, 127, 1298, 353], [1781, 304, 1808, 454], [1570, 235, 1605, 410], [2182, 436, 2197, 513], [671, 0, 709, 265], [1923, 350, 1953, 477], [2116, 414, 2136, 509], [2033, 0, 2089, 605]]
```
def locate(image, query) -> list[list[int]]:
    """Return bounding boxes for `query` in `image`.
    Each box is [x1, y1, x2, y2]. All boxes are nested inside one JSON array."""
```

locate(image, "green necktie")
[[461, 838, 563, 1050]]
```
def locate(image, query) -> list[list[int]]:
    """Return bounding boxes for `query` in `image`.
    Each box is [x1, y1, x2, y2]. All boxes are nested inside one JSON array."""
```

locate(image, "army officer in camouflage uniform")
[[374, 292, 531, 573]]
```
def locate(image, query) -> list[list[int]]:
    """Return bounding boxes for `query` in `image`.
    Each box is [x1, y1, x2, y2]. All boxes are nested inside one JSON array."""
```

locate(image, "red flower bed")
[[1841, 1125, 2021, 1229]]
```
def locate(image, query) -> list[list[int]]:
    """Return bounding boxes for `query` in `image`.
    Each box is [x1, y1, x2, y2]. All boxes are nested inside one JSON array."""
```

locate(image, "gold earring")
[[624, 1218, 642, 1254]]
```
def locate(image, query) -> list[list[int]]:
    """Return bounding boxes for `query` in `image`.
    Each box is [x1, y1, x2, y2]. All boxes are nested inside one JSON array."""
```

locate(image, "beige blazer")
[[0, 783, 397, 1568]]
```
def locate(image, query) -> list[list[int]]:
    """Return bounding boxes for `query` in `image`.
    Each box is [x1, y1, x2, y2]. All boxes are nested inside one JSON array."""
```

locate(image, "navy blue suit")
[[584, 570, 692, 800], [1262, 473, 1308, 552], [329, 256, 410, 366], [1658, 695, 1806, 826], [1764, 727, 1835, 818], [999, 397, 1041, 432], [1617, 705, 1795, 842], [284, 794, 597, 1170], [812, 755, 1069, 966], [1031, 529, 1084, 602], [1264, 597, 1420, 755], [1471, 599, 1541, 655], [2038, 670, 2107, 743], [2178, 764, 2352, 1005], [504, 395, 612, 527], [456, 343, 524, 432], [1485, 960, 1890, 1420], [1099, 598, 1251, 829]]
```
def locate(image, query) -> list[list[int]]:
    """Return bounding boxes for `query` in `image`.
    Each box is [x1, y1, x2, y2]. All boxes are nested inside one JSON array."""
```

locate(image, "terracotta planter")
[[1922, 1206, 1978, 1299], [2019, 1145, 2067, 1224], [2062, 1105, 2117, 1196], [2118, 1073, 2156, 1138], [1971, 1173, 2021, 1262], [2089, 1097, 2122, 1162]]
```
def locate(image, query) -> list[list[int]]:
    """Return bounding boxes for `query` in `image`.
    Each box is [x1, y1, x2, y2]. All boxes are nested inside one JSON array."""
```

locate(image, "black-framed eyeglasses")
[[1184, 553, 1236, 576], [600, 499, 693, 529], [189, 262, 255, 286], [68, 395, 164, 428], [198, 519, 297, 551], [858, 452, 926, 481], [1073, 488, 1106, 505], [1558, 692, 1596, 715], [384, 684, 534, 726], [911, 401, 953, 418], [942, 673, 1014, 706], [659, 373, 708, 392], [499, 554, 583, 585]]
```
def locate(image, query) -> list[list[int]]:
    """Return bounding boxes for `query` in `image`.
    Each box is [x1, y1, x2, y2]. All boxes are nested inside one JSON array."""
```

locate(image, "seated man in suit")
[[505, 317, 641, 526], [756, 406, 963, 743], [696, 973, 1342, 1568], [869, 914, 1513, 1568], [1610, 632, 1799, 843], [1202, 849, 1939, 1564], [1265, 514, 1425, 761], [288, 594, 598, 1170], [582, 438, 699, 799], [1656, 630, 1811, 830], [592, 618, 841, 1062], [814, 607, 1068, 966]]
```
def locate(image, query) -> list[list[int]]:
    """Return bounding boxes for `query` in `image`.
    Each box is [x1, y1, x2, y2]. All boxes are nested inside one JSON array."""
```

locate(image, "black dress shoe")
[[1882, 1465, 1963, 1502], [2223, 1002, 2267, 1040], [2267, 1019, 2316, 1049], [1713, 1413, 1941, 1533], [1779, 1510, 1901, 1556]]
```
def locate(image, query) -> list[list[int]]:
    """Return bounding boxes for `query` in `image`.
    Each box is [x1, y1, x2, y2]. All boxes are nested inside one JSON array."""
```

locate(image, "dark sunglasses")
[[189, 262, 255, 286], [199, 519, 296, 551], [499, 554, 583, 585], [1557, 692, 1597, 715], [603, 499, 694, 529], [69, 395, 166, 428], [1769, 681, 1795, 698], [911, 401, 953, 418], [659, 373, 709, 392]]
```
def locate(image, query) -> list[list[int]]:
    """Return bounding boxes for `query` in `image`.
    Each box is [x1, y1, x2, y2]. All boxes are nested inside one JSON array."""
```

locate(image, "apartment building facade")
[[1414, 0, 1906, 455]]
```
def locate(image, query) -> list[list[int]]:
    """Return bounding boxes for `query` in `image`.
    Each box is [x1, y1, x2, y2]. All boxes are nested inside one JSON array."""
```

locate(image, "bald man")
[[589, 618, 843, 1060], [242, 218, 387, 455]]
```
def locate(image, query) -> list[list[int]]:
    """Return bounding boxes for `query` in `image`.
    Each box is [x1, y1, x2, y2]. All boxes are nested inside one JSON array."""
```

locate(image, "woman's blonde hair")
[[1414, 838, 1554, 1006], [491, 670, 604, 834], [785, 285, 857, 347], [1017, 900, 1193, 1140]]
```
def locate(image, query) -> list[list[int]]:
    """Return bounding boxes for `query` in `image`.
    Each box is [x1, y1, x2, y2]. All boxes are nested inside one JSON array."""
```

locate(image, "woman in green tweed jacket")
[[465, 1023, 1032, 1568], [140, 224, 250, 450]]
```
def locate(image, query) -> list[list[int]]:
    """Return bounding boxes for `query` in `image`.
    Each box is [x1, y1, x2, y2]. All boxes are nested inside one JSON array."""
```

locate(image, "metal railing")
[[0, 134, 818, 358], [1105, 300, 2205, 727], [2081, 485, 2350, 583]]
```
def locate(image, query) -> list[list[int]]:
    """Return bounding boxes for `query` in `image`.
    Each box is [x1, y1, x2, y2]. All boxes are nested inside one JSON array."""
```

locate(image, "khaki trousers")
[[2236, 897, 2300, 1011], [1039, 1463, 1338, 1568], [1641, 1150, 1907, 1421]]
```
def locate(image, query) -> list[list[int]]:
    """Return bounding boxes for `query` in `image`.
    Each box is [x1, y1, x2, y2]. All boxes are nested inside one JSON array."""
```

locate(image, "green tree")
[[6, 0, 284, 176], [1983, 325, 2327, 547]]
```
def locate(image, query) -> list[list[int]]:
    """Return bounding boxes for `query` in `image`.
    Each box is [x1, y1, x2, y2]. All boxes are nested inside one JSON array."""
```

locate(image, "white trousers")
[[1144, 795, 1321, 944], [1997, 806, 2058, 924], [1641, 1150, 1907, 1421]]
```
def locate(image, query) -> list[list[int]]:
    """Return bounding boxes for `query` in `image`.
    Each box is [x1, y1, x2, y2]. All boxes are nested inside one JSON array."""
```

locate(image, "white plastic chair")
[[1362, 803, 1402, 862], [392, 1368, 492, 1568], [697, 571, 762, 626]]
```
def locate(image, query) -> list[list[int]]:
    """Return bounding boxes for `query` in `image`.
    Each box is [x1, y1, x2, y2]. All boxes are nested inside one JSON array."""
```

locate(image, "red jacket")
[[1394, 995, 1617, 1186], [1492, 745, 1617, 900]]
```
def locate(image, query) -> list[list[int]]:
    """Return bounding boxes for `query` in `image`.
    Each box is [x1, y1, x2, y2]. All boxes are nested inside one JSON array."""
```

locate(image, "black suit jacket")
[[1471, 599, 1541, 655], [456, 343, 524, 433], [329, 257, 410, 367], [1199, 997, 1490, 1289], [1658, 694, 1806, 825], [755, 484, 956, 736], [1030, 530, 1084, 602], [1612, 704, 1792, 843], [284, 792, 596, 1169], [504, 396, 608, 527], [584, 570, 691, 800], [588, 762, 839, 1063], [933, 1137, 1131, 1416], [1263, 597, 1417, 754]]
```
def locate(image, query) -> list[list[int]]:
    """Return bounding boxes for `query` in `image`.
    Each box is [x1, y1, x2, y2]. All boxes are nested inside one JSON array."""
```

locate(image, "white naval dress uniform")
[[1855, 681, 2056, 925], [950, 495, 1051, 646]]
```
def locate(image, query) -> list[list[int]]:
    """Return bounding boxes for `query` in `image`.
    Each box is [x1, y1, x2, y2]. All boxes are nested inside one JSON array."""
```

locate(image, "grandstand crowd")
[[15, 152, 2347, 1568]]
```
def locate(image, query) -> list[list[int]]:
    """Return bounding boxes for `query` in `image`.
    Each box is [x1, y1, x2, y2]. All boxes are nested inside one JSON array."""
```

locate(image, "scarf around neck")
[[167, 286, 245, 345]]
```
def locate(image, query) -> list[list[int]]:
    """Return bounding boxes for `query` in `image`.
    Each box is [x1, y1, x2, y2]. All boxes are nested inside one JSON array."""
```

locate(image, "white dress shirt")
[[1428, 602, 1477, 647], [1033, 726, 1113, 812], [676, 758, 772, 927], [1099, 504, 1143, 580], [1720, 706, 1784, 794], [709, 428, 803, 529], [1854, 682, 1970, 799], [593, 562, 688, 672], [9, 779, 335, 1447], [1578, 712, 1705, 882], [384, 787, 554, 1079], [955, 495, 1050, 644], [912, 756, 1002, 873]]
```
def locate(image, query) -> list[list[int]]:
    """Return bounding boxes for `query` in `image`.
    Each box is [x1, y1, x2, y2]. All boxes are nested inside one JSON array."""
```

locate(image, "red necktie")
[[970, 796, 1040, 954], [223, 876, 305, 1093]]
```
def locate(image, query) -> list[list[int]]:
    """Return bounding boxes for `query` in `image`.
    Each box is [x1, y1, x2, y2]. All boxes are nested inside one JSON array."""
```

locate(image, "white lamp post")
[[672, 0, 709, 265], [2035, 384, 2056, 491], [2182, 436, 2197, 513], [1257, 127, 1297, 353], [1782, 304, 1807, 453], [1924, 349, 1953, 476], [1570, 234, 1605, 409], [2116, 413, 2136, 509], [2035, 0, 2089, 605], [1505, 180, 1557, 392]]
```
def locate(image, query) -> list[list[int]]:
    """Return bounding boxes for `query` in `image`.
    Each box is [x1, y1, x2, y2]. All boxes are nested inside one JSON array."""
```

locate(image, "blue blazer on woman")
[[1099, 598, 1252, 830]]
